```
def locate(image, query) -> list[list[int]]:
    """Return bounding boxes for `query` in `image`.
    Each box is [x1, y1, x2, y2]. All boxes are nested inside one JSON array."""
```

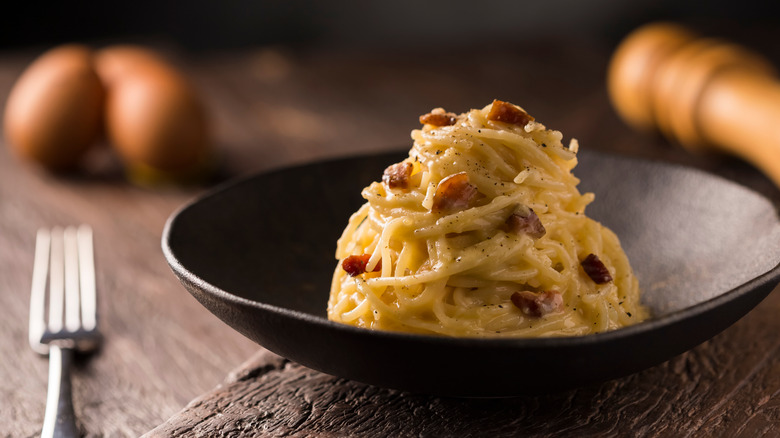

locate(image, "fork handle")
[[42, 345, 79, 438]]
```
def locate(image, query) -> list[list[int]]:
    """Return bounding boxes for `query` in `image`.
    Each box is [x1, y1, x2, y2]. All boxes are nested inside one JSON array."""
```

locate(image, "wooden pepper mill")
[[608, 22, 780, 186]]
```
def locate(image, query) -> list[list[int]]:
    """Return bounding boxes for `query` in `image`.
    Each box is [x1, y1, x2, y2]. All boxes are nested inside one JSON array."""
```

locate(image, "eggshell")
[[3, 45, 104, 170], [95, 46, 211, 176], [94, 46, 173, 87]]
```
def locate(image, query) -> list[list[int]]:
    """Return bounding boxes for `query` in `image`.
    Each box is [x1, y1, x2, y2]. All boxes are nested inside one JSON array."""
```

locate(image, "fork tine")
[[29, 229, 50, 354], [63, 227, 81, 333], [33, 226, 98, 437], [77, 225, 96, 331], [48, 227, 65, 334]]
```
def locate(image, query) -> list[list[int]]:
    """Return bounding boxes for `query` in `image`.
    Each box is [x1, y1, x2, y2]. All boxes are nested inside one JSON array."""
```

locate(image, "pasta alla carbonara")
[[328, 100, 647, 337]]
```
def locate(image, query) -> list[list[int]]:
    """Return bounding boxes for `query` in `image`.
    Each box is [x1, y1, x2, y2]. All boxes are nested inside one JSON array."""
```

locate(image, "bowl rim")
[[161, 150, 780, 349]]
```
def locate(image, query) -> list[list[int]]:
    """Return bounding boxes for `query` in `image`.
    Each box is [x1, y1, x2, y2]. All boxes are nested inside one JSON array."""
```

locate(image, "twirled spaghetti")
[[328, 100, 647, 337]]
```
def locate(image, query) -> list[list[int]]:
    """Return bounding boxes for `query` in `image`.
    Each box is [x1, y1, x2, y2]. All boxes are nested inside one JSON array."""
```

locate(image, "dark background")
[[1, 1, 778, 53]]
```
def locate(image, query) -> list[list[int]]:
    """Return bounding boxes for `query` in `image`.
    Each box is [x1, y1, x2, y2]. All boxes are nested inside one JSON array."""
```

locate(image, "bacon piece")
[[487, 99, 535, 126], [431, 172, 480, 213], [382, 162, 413, 189], [581, 253, 613, 284], [505, 207, 546, 239], [511, 290, 563, 317], [419, 110, 457, 127], [342, 254, 381, 277]]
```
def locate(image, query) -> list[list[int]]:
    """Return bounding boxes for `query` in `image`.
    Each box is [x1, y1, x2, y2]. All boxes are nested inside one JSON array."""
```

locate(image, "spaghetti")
[[328, 100, 647, 337]]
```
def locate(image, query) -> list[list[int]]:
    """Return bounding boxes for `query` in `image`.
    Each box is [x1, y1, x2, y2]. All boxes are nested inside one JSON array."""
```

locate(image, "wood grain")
[[146, 297, 780, 438], [1, 34, 779, 437]]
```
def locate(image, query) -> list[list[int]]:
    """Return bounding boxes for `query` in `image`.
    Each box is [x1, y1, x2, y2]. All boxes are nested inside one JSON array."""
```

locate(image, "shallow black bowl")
[[162, 150, 780, 397]]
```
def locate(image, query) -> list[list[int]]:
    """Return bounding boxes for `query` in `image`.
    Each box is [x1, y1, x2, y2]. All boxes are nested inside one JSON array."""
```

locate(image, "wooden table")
[[2, 30, 780, 437]]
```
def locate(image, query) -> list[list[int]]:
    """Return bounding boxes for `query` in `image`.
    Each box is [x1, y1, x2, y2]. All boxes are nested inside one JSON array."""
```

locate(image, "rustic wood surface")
[[2, 28, 780, 437]]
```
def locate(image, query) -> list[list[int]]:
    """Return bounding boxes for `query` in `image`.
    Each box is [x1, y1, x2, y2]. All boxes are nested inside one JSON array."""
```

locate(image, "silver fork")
[[29, 225, 100, 438]]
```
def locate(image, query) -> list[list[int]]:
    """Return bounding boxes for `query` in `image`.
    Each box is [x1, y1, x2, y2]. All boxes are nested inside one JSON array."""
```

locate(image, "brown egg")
[[95, 46, 211, 183], [3, 45, 104, 170]]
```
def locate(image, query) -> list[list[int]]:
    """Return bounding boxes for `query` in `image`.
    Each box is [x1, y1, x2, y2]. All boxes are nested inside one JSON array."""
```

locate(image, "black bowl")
[[162, 150, 780, 397]]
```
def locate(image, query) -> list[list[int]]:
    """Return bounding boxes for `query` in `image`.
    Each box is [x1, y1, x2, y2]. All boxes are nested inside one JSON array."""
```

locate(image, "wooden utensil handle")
[[608, 22, 780, 186]]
